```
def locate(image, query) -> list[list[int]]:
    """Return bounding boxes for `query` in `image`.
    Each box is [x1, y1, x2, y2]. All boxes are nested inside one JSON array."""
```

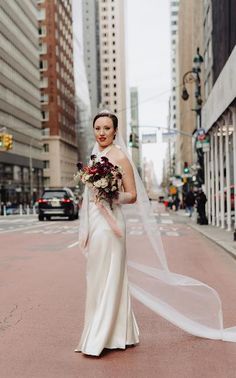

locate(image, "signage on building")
[[142, 133, 157, 144], [196, 128, 206, 141], [196, 132, 210, 150], [162, 131, 176, 143]]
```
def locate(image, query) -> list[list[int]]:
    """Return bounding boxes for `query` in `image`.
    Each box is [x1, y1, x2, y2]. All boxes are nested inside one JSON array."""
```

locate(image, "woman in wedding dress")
[[75, 110, 236, 357], [74, 111, 139, 356]]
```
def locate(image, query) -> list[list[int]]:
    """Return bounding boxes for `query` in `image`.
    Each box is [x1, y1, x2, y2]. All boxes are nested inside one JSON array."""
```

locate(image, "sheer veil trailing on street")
[[78, 111, 236, 344]]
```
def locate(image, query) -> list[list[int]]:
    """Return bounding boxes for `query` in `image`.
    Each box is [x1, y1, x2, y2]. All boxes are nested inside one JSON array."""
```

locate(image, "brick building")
[[38, 0, 77, 188]]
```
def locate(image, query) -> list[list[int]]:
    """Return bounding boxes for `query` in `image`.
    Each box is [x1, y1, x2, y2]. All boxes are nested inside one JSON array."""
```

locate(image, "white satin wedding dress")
[[75, 148, 139, 356]]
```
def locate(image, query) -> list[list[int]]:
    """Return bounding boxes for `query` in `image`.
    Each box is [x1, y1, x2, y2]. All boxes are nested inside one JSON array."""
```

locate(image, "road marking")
[[129, 230, 143, 235], [0, 222, 58, 234], [161, 219, 173, 224], [166, 231, 179, 237], [67, 241, 79, 248], [160, 213, 170, 217]]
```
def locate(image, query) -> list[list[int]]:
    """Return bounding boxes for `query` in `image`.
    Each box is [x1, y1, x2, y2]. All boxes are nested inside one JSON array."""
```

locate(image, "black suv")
[[38, 188, 79, 221]]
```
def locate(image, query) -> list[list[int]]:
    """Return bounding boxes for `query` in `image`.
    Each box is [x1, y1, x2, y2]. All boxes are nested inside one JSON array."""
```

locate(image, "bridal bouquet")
[[74, 154, 123, 209]]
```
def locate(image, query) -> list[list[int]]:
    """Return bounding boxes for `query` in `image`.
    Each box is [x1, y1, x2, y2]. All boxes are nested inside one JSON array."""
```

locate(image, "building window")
[[39, 60, 48, 71], [40, 93, 49, 104], [39, 42, 47, 54], [38, 25, 47, 36], [43, 160, 50, 169], [40, 77, 48, 88], [42, 111, 49, 121], [43, 144, 49, 152], [38, 9, 46, 21]]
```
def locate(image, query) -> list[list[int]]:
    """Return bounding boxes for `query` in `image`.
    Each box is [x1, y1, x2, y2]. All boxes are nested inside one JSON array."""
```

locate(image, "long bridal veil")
[[79, 115, 236, 343]]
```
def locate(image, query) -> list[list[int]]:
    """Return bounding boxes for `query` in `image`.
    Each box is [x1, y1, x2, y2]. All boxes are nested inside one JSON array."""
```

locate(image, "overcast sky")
[[126, 0, 171, 184]]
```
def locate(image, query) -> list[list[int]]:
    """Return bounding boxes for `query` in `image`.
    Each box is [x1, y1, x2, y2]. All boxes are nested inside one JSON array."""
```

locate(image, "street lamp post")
[[181, 47, 204, 187]]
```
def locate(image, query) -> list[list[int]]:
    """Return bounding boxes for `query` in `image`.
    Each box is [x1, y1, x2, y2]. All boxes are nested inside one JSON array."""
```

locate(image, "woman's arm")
[[118, 156, 137, 204]]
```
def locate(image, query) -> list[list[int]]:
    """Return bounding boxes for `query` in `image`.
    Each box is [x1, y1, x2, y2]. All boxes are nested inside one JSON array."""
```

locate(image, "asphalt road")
[[1, 209, 236, 378]]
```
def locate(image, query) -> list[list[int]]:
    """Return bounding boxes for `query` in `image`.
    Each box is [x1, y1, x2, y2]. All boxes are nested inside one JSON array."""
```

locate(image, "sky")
[[126, 0, 171, 184]]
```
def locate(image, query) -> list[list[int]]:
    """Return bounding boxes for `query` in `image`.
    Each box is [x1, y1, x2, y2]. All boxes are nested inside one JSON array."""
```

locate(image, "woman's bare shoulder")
[[112, 145, 129, 164]]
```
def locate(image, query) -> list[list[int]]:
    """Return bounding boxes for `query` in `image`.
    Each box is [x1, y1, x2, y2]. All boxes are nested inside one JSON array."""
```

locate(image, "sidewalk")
[[177, 209, 236, 259]]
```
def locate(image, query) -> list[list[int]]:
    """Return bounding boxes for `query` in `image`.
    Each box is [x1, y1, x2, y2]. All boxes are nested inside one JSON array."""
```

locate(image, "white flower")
[[94, 179, 102, 188], [73, 173, 81, 185], [81, 173, 91, 184], [111, 186, 117, 192], [94, 178, 108, 188], [100, 178, 109, 188]]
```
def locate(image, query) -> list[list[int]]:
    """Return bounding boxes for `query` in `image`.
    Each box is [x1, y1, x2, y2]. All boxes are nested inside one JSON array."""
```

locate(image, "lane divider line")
[[67, 241, 79, 249]]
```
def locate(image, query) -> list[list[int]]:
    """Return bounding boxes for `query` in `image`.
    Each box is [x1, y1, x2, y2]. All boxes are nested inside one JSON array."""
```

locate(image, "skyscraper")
[[0, 0, 43, 205], [168, 0, 180, 176], [130, 87, 141, 175], [82, 0, 127, 141], [170, 0, 179, 132], [38, 0, 77, 188]]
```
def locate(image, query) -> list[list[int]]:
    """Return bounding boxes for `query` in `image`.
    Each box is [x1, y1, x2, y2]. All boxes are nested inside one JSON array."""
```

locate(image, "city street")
[[1, 208, 236, 378]]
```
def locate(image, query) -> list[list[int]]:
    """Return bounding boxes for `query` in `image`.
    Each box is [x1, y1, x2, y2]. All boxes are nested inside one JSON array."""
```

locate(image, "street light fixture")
[[182, 86, 189, 101], [181, 47, 204, 187]]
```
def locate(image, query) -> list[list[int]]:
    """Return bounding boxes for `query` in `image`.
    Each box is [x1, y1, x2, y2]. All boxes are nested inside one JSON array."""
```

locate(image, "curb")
[[188, 222, 236, 260]]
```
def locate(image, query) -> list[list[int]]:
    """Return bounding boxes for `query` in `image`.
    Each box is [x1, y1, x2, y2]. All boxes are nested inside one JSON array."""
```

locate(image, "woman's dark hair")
[[93, 111, 118, 131]]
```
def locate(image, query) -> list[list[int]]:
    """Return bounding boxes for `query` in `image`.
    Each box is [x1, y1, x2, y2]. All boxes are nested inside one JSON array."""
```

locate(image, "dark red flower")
[[89, 167, 98, 174], [76, 161, 83, 170]]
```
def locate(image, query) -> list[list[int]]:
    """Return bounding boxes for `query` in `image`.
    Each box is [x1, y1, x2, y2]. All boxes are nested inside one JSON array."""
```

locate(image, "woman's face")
[[93, 116, 116, 149]]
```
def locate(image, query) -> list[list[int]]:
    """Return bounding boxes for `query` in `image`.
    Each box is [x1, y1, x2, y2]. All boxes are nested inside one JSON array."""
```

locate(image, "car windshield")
[[43, 191, 68, 199]]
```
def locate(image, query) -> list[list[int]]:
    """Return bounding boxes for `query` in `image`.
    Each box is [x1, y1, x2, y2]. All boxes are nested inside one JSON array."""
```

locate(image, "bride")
[[74, 111, 139, 356], [75, 110, 236, 357]]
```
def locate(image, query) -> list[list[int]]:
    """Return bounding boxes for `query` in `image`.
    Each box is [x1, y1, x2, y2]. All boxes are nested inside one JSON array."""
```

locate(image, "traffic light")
[[0, 134, 3, 148], [3, 134, 13, 150], [129, 133, 133, 146], [183, 161, 189, 174]]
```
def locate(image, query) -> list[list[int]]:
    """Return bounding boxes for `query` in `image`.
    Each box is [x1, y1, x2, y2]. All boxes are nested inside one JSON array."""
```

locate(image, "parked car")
[[37, 188, 79, 221]]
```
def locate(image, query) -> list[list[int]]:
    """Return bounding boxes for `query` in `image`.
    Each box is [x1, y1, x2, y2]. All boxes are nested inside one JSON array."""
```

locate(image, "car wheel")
[[75, 211, 79, 220], [69, 213, 75, 221], [38, 214, 44, 221]]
